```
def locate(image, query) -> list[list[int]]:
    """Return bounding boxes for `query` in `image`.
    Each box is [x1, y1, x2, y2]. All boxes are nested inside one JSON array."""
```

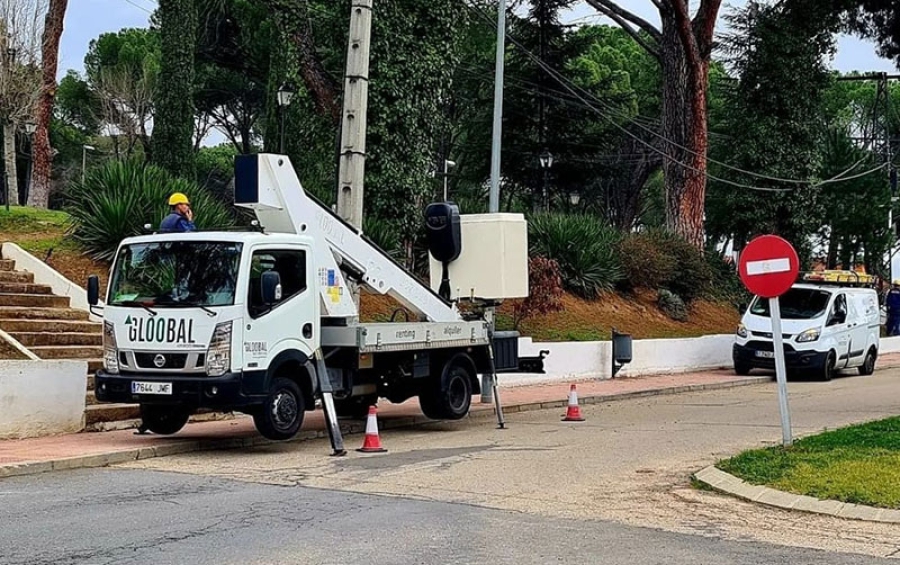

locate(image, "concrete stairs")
[[0, 257, 141, 431]]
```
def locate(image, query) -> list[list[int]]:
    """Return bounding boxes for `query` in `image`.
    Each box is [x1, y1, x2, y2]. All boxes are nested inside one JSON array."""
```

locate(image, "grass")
[[0, 206, 69, 233], [718, 416, 900, 509]]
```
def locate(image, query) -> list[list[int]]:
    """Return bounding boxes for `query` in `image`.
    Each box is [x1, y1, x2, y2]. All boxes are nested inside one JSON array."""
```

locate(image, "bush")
[[658, 289, 688, 322], [529, 213, 623, 298], [648, 230, 712, 302], [512, 256, 565, 329], [363, 216, 403, 261], [66, 160, 236, 261], [705, 253, 749, 309], [617, 233, 675, 292]]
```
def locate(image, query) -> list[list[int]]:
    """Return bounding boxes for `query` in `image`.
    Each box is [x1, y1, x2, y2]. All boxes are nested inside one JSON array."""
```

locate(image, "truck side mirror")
[[261, 271, 282, 305], [87, 275, 100, 306]]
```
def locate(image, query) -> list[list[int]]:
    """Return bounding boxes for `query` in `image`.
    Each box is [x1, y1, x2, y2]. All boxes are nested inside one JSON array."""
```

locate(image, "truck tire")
[[419, 354, 474, 421], [334, 394, 378, 420], [253, 377, 306, 441], [139, 405, 190, 435], [858, 347, 877, 376]]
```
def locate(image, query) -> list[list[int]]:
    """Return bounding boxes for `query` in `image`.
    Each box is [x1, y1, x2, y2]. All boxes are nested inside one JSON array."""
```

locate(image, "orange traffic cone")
[[357, 405, 388, 453], [562, 384, 585, 422]]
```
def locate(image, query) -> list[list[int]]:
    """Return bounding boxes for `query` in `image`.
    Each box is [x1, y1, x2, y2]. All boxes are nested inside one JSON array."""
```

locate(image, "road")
[[4, 370, 900, 564]]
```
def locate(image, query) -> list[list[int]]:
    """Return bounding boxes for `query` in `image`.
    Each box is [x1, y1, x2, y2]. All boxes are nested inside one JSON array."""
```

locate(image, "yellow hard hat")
[[893, 280, 900, 286], [168, 192, 190, 206]]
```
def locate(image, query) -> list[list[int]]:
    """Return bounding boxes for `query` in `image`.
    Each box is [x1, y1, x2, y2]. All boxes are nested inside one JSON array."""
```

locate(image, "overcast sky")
[[62, 0, 896, 79]]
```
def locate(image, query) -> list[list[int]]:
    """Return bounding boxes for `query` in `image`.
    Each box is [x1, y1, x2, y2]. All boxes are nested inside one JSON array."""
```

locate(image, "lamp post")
[[442, 159, 456, 201], [22, 122, 35, 204], [277, 83, 295, 154], [539, 148, 553, 212], [82, 145, 96, 183]]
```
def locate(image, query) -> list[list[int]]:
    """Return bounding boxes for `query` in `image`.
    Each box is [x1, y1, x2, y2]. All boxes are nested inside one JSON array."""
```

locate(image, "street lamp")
[[22, 122, 36, 205], [443, 159, 456, 201], [277, 83, 295, 154], [539, 148, 553, 212], [82, 145, 96, 183]]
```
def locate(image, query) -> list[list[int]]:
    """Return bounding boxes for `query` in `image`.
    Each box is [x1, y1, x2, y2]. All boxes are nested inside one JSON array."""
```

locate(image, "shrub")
[[66, 160, 235, 261], [705, 252, 749, 309], [363, 216, 403, 261], [648, 230, 712, 302], [529, 213, 623, 298], [512, 256, 565, 329], [617, 232, 675, 292], [658, 289, 688, 322]]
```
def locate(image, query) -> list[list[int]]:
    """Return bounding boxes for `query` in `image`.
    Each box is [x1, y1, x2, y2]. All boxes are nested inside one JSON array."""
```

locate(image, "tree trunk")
[[28, 0, 68, 209], [660, 20, 709, 249], [3, 122, 19, 206]]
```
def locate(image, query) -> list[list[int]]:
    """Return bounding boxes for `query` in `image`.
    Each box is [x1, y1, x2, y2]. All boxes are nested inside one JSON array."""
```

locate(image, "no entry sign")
[[739, 235, 800, 298]]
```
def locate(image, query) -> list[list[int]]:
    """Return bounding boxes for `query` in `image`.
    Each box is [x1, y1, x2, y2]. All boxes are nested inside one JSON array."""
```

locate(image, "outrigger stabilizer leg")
[[315, 350, 347, 456], [487, 343, 506, 429]]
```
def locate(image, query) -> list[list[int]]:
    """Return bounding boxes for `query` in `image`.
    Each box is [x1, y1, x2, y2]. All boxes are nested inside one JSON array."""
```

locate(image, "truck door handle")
[[303, 323, 313, 339]]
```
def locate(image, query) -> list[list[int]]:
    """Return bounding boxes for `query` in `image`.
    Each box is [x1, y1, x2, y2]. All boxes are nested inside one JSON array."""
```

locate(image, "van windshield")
[[750, 288, 831, 320]]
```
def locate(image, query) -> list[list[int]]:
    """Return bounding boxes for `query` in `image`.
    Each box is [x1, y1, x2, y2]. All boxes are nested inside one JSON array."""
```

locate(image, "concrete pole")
[[336, 0, 373, 231], [488, 0, 506, 214]]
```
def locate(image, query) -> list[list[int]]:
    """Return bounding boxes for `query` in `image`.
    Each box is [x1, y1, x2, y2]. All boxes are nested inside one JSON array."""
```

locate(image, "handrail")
[[0, 328, 40, 360]]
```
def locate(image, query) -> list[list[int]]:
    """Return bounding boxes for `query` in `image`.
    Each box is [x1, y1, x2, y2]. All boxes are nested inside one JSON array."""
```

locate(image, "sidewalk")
[[3, 356, 898, 479]]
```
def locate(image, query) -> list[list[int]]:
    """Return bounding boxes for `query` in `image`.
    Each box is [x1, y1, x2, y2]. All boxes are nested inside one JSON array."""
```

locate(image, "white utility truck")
[[89, 154, 528, 454], [733, 271, 880, 381]]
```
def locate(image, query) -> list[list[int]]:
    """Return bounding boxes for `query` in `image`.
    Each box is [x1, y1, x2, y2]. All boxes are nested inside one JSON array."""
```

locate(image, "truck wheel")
[[419, 354, 474, 421], [139, 405, 190, 435], [253, 377, 306, 441], [858, 348, 877, 376], [821, 351, 836, 381], [334, 394, 378, 420]]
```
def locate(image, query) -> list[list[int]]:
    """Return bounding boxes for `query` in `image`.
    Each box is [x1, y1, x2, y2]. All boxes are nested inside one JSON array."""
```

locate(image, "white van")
[[733, 282, 880, 380]]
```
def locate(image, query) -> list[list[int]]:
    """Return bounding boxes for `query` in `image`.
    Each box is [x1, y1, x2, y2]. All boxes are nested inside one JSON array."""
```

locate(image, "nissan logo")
[[153, 354, 166, 368]]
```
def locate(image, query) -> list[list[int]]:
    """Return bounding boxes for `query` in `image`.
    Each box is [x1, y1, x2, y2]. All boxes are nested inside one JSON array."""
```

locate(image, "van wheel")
[[858, 348, 877, 376], [821, 351, 836, 381], [253, 377, 305, 441], [139, 405, 190, 435], [419, 354, 474, 420], [734, 361, 752, 376]]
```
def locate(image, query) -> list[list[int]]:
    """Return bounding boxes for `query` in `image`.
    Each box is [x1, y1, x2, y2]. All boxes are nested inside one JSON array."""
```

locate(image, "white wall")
[[881, 336, 900, 354], [0, 361, 87, 439], [501, 334, 734, 387], [1, 242, 104, 321]]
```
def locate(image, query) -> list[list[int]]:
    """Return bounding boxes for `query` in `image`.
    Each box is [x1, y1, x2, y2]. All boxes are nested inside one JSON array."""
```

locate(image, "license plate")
[[131, 381, 173, 395], [755, 351, 775, 359]]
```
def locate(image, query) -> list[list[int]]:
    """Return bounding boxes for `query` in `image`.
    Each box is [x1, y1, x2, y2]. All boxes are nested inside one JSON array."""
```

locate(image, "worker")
[[886, 281, 900, 336], [159, 192, 196, 233]]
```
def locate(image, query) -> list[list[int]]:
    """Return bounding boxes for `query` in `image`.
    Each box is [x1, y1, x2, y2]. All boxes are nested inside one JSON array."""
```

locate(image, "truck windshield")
[[749, 288, 831, 320], [109, 241, 243, 307]]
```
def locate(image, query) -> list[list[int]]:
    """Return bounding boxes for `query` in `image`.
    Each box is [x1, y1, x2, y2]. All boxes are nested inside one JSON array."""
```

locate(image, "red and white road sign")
[[738, 235, 800, 298]]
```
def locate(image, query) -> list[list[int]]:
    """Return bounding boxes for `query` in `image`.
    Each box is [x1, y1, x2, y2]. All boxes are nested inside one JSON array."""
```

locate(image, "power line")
[[462, 0, 886, 192], [122, 0, 153, 14]]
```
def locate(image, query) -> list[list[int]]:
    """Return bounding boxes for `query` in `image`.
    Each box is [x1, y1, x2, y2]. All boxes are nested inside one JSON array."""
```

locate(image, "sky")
[[61, 0, 897, 80]]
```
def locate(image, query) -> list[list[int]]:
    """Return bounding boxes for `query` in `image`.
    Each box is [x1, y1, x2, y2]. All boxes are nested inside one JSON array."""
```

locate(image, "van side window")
[[248, 249, 307, 318], [829, 294, 847, 326]]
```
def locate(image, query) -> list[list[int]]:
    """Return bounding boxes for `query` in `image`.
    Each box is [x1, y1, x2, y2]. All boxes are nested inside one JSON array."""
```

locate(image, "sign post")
[[738, 235, 800, 447]]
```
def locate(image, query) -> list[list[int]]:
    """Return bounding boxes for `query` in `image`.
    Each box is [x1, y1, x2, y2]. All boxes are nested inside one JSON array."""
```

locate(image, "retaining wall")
[[0, 361, 87, 439]]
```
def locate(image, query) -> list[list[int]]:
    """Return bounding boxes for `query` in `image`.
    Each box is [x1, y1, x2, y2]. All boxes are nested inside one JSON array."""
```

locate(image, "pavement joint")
[[693, 465, 900, 524]]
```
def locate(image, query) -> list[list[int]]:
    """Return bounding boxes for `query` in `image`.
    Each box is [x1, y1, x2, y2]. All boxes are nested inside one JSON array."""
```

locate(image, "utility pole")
[[488, 0, 506, 214], [336, 0, 373, 231]]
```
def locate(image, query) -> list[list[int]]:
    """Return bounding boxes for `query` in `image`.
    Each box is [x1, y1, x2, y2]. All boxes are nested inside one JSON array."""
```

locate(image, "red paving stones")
[[2, 354, 899, 476]]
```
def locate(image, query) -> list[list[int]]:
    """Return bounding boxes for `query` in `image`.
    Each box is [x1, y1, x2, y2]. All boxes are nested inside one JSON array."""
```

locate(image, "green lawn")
[[718, 417, 900, 509], [0, 206, 69, 232]]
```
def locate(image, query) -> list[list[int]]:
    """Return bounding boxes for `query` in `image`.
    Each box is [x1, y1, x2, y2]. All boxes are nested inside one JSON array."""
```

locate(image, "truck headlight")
[[736, 324, 748, 338], [795, 328, 821, 343], [103, 321, 119, 374], [206, 321, 233, 377]]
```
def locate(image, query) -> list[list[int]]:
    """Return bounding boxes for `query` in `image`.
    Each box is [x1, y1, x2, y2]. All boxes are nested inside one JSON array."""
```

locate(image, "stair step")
[[0, 307, 88, 321], [87, 373, 95, 390], [10, 332, 102, 347], [0, 282, 53, 295], [0, 293, 69, 308], [0, 271, 34, 283], [87, 360, 102, 374], [0, 259, 15, 271], [0, 319, 101, 333], [84, 403, 141, 427], [30, 345, 104, 360]]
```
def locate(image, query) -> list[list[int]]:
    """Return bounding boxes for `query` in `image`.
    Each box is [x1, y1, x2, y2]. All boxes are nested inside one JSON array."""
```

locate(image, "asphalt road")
[[0, 468, 895, 565]]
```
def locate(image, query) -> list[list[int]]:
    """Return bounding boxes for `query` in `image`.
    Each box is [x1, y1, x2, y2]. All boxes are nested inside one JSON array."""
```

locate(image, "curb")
[[692, 465, 900, 524], [0, 376, 767, 480]]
